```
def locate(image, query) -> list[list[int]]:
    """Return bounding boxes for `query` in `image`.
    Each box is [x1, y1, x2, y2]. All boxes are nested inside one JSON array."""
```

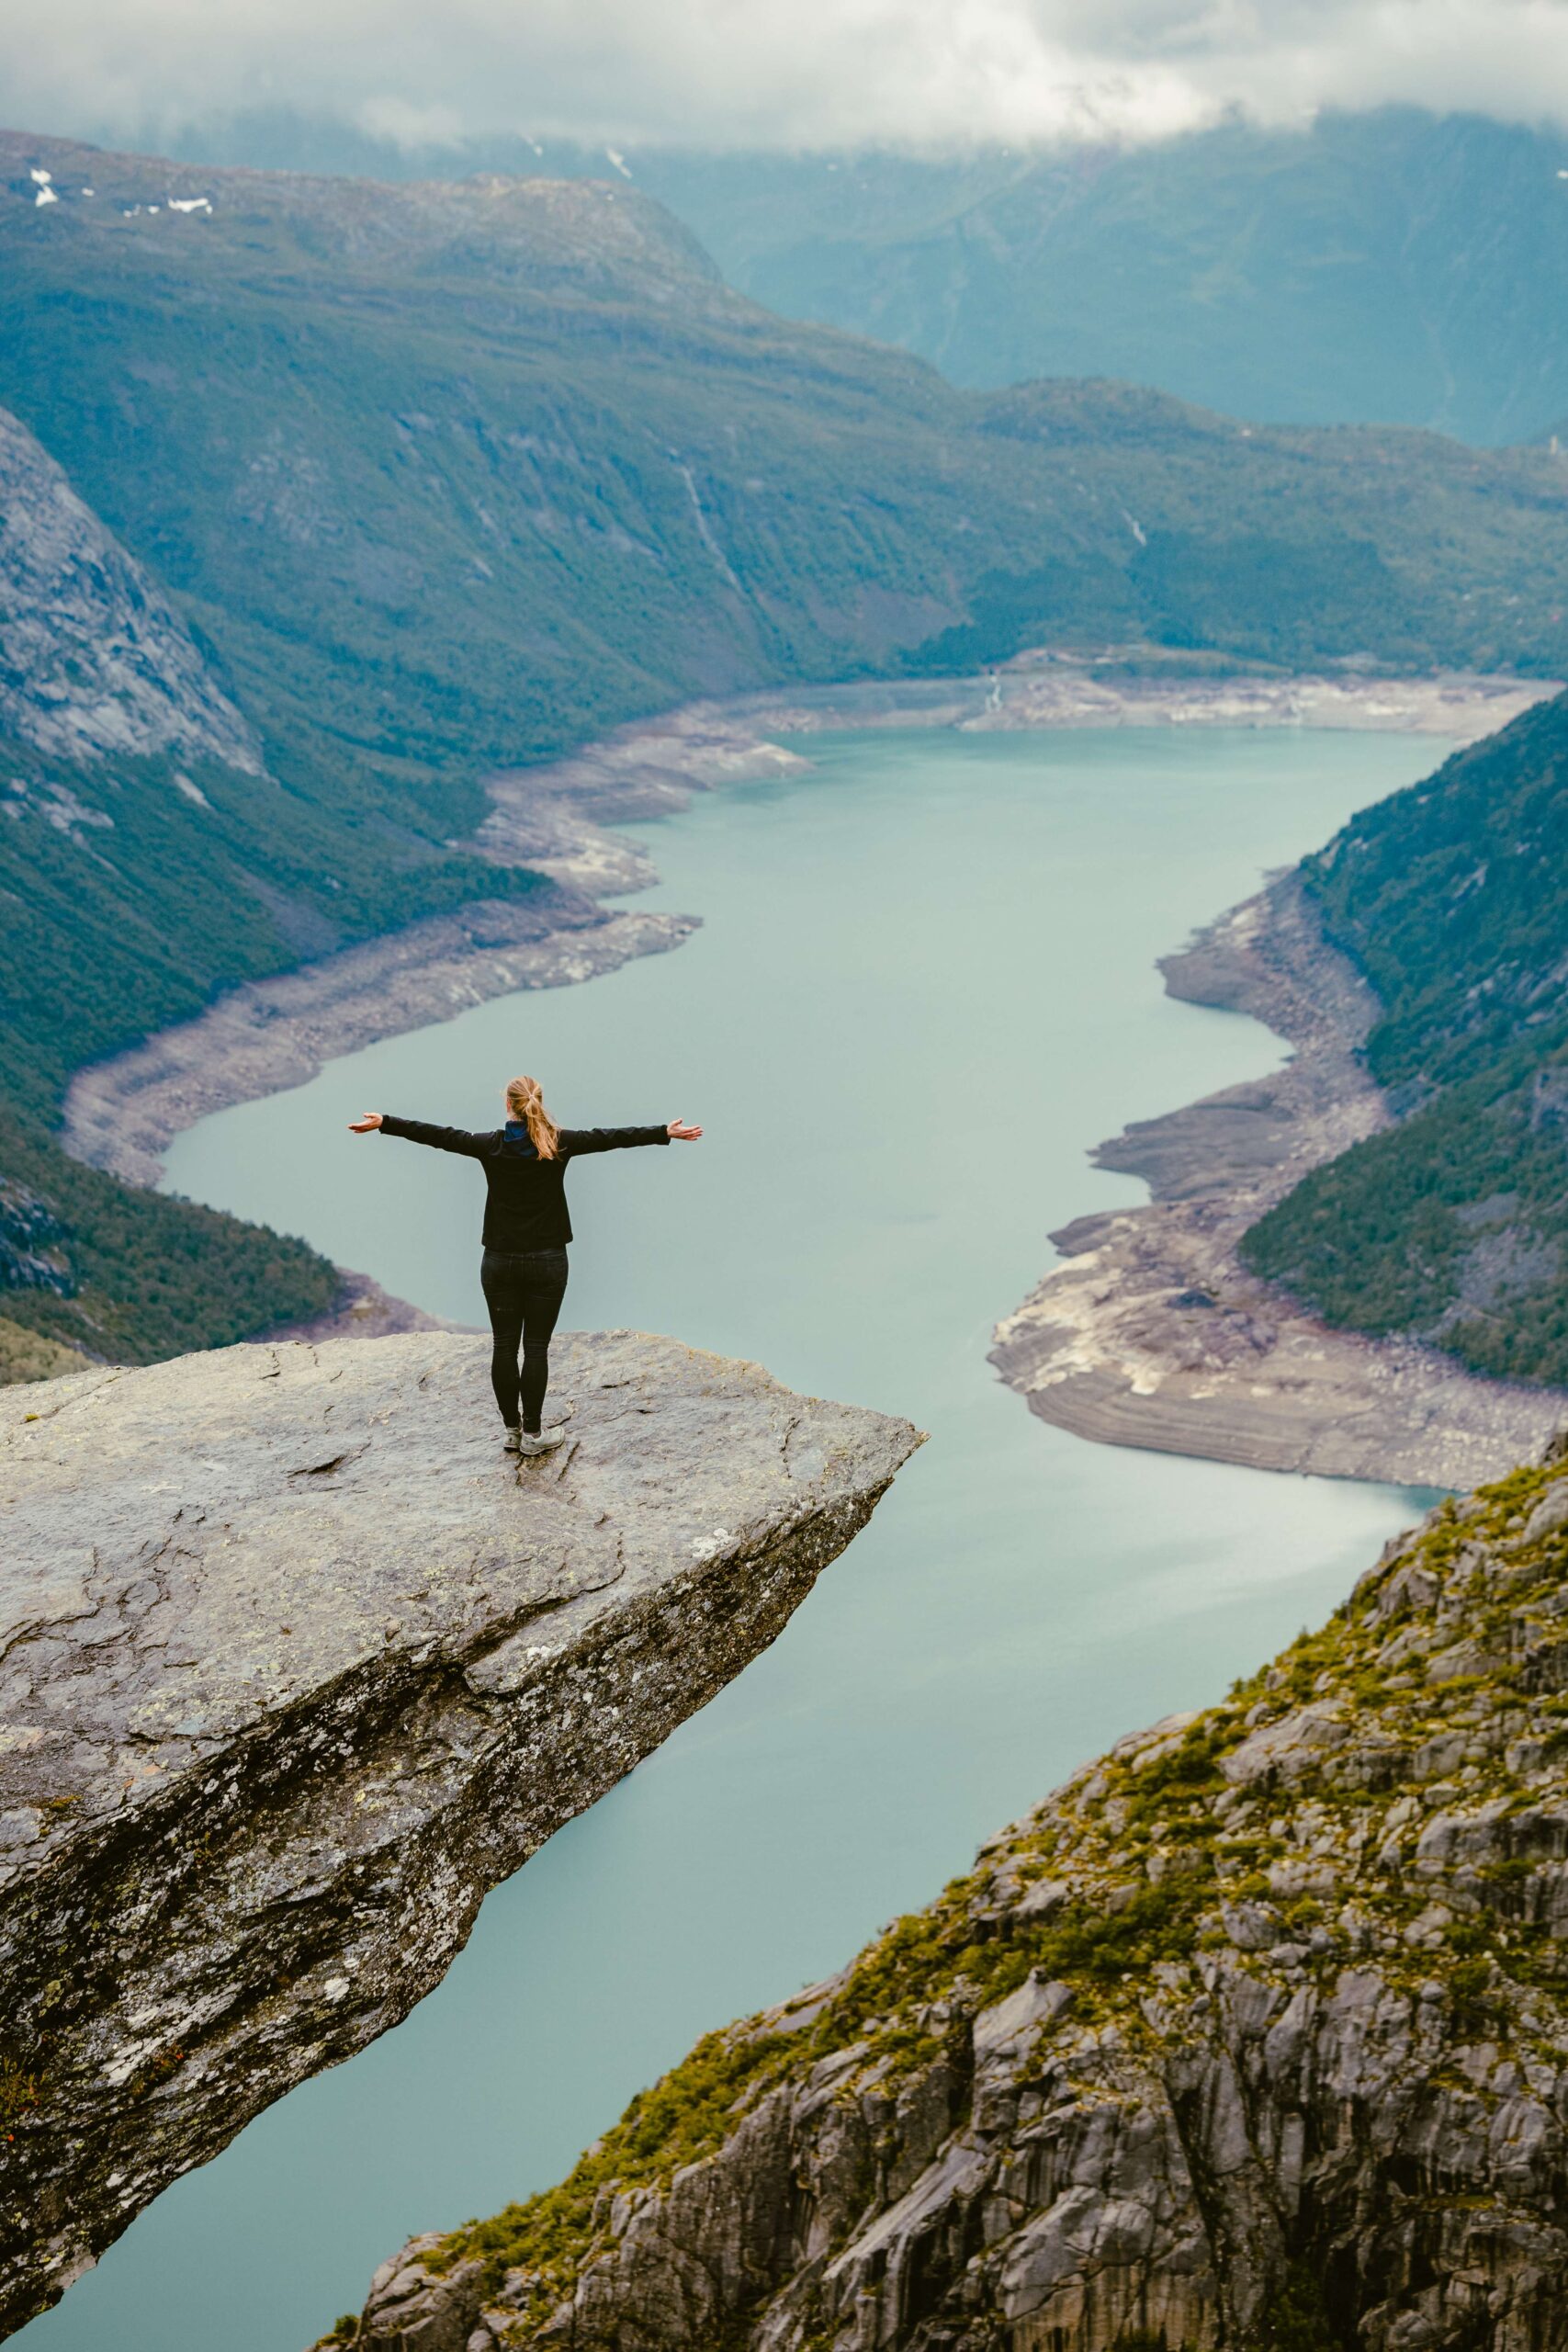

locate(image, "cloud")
[[13, 0, 1568, 153]]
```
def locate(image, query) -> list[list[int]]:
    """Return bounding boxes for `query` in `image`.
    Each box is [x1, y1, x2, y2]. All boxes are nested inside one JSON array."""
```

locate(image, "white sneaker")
[[516, 1427, 567, 1457]]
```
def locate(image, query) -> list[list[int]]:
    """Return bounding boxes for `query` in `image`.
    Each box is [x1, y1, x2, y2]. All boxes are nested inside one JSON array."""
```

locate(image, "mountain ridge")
[[149, 106, 1568, 445]]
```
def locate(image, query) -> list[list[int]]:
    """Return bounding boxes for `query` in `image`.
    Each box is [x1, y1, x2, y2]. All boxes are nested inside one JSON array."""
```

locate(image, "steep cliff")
[[0, 1329, 919, 2334], [0, 403, 261, 773], [329, 1444, 1568, 2351]]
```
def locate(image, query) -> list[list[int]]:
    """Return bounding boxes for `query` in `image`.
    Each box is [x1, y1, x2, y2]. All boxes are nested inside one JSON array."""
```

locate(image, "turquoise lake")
[[28, 725, 1444, 2351]]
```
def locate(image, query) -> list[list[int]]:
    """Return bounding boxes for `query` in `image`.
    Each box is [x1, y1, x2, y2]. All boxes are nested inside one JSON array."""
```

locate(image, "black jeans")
[[479, 1246, 569, 1432]]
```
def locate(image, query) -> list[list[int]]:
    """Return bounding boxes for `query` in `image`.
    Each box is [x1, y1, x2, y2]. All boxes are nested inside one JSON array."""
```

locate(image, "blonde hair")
[[504, 1074, 560, 1160]]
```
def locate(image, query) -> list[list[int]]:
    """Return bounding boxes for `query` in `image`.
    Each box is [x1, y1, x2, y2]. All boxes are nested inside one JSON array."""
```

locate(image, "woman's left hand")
[[667, 1118, 703, 1141]]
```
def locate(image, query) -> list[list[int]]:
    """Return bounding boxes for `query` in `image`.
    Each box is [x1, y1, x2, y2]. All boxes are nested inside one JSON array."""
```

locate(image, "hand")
[[348, 1113, 384, 1133], [667, 1117, 703, 1141]]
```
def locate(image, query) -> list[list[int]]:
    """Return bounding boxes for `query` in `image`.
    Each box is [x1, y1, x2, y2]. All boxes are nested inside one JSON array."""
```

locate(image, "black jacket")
[[378, 1115, 669, 1250]]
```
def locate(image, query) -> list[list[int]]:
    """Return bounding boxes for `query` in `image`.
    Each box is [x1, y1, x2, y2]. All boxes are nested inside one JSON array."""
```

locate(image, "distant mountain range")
[[156, 106, 1568, 445], [6, 125, 1568, 1375]]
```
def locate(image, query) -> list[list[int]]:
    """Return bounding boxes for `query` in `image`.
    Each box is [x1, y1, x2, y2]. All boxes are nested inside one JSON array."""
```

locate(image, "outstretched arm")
[[558, 1118, 703, 1156], [347, 1113, 490, 1158]]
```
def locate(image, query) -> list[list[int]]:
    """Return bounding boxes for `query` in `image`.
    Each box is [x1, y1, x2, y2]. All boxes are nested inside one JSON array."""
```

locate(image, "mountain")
[[9, 122, 1568, 777], [318, 1457, 1568, 2351], [650, 112, 1568, 446], [161, 107, 1568, 445], [8, 128, 1568, 1374], [1243, 690, 1568, 1386]]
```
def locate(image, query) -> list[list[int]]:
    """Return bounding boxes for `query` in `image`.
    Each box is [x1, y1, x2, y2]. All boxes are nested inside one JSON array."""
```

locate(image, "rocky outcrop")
[[326, 1450, 1568, 2352], [992, 873, 1568, 1487], [0, 404, 261, 772], [0, 1330, 919, 2335]]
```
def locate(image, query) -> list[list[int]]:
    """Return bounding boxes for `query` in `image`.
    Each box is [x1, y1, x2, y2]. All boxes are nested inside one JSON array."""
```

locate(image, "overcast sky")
[[15, 0, 1568, 153]]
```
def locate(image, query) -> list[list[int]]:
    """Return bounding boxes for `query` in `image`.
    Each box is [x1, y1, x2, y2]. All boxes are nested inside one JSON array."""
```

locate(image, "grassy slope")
[[1243, 693, 1568, 1383]]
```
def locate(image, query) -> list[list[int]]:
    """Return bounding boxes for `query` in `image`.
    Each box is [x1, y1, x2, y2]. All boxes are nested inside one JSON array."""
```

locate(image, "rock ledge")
[[0, 1330, 919, 2332]]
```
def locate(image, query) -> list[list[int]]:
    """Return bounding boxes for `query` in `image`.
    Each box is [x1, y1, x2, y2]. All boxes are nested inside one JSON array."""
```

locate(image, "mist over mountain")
[[155, 106, 1568, 446]]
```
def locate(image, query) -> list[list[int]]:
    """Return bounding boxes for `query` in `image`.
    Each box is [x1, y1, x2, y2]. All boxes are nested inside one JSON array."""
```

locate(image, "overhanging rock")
[[0, 1330, 919, 2334]]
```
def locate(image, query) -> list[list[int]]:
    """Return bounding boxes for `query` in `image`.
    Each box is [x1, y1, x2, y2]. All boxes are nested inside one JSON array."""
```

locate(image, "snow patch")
[[34, 187, 58, 209], [168, 196, 212, 215], [43, 786, 114, 836], [28, 168, 51, 186]]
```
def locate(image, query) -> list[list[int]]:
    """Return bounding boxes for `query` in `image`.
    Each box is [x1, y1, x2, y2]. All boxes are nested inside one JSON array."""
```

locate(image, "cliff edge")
[[0, 1330, 919, 2334], [325, 1452, 1568, 2351]]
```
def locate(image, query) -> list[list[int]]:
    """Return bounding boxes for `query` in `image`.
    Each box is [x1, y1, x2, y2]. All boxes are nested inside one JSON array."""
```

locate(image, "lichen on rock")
[[0, 1329, 919, 2335], [328, 1447, 1568, 2351]]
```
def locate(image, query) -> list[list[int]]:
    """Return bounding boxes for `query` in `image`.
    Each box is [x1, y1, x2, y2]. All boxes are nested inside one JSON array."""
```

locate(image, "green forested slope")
[[1244, 693, 1568, 1381], [0, 739, 558, 1370]]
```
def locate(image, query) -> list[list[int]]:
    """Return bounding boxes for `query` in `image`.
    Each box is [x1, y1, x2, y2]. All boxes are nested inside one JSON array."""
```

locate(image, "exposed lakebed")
[[28, 728, 1445, 2351]]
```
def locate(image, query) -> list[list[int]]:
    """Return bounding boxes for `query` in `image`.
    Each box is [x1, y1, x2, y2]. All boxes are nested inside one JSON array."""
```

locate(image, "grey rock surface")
[[0, 404, 262, 772], [332, 1463, 1568, 2352], [0, 1329, 919, 2334]]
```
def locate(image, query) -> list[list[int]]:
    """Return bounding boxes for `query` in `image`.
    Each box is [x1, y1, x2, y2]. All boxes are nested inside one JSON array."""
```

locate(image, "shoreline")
[[989, 873, 1567, 1487], [63, 900, 696, 1193], [66, 659, 1551, 1193], [59, 655, 1558, 1369]]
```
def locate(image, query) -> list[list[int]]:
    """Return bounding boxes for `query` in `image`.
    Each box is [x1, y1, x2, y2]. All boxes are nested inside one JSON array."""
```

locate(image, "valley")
[[10, 112, 1568, 2352], [7, 129, 1568, 1386]]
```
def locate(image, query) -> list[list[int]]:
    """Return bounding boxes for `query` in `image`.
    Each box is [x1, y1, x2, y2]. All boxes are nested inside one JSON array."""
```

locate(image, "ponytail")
[[504, 1074, 560, 1161]]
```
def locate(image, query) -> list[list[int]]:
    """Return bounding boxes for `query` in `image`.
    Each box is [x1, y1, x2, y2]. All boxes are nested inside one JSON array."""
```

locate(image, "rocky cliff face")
[[330, 1445, 1568, 2352], [0, 403, 261, 772], [0, 1330, 919, 2334]]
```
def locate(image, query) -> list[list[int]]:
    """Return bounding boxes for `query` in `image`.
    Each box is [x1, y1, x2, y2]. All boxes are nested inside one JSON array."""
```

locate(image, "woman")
[[350, 1078, 702, 1455]]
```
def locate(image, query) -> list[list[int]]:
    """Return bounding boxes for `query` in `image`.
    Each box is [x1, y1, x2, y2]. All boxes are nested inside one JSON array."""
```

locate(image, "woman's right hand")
[[348, 1113, 384, 1133]]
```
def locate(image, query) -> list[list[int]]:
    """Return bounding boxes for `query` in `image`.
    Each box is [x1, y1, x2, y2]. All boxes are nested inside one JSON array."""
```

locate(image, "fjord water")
[[32, 728, 1439, 2352]]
